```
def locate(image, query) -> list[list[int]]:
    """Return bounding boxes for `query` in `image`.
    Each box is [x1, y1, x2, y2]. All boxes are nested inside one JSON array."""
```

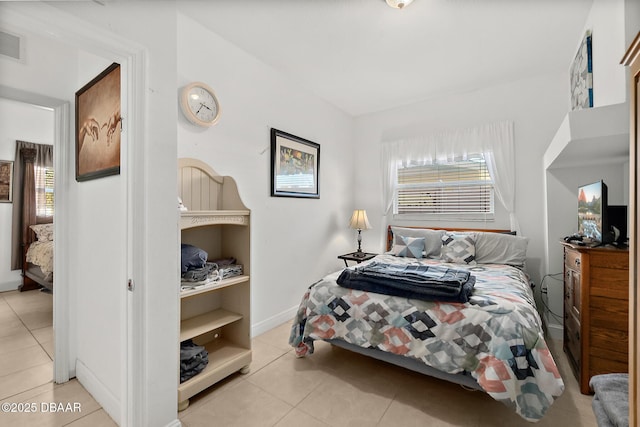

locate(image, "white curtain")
[[381, 121, 519, 232]]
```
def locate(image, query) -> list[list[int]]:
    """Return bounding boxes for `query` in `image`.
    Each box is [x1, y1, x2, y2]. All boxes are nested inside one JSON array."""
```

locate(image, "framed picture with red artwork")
[[75, 62, 121, 182]]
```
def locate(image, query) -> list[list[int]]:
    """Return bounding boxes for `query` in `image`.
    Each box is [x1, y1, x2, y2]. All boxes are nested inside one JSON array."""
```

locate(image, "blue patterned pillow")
[[392, 235, 425, 258], [441, 233, 476, 265]]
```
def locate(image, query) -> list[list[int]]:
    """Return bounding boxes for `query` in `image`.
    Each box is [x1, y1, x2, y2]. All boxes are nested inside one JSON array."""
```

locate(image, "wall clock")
[[180, 82, 221, 127]]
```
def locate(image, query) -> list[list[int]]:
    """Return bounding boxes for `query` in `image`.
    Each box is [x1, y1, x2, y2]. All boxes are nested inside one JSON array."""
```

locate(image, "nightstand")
[[338, 252, 377, 267]]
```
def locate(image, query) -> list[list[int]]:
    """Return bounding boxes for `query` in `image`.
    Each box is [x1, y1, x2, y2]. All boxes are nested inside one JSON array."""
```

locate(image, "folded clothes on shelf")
[[180, 260, 244, 291], [180, 339, 208, 383], [219, 264, 243, 279]]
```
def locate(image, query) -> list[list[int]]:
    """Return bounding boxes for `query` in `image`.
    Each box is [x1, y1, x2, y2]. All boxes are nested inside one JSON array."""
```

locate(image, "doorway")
[[0, 92, 70, 385]]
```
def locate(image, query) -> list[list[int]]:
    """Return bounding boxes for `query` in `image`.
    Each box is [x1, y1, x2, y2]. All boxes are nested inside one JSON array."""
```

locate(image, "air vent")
[[0, 30, 21, 61]]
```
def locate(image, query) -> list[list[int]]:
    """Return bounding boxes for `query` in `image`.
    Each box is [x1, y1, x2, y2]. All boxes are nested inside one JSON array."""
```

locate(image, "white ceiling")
[[178, 0, 594, 117]]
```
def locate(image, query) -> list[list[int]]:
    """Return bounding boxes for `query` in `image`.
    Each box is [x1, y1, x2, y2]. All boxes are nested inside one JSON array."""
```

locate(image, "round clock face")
[[181, 82, 220, 127]]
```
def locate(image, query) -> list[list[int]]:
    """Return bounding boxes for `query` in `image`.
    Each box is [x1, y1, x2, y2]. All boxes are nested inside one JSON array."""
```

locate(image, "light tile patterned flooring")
[[0, 289, 115, 427], [0, 289, 598, 426]]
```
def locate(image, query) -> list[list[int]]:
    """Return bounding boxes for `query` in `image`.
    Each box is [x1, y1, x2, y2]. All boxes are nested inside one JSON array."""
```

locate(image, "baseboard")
[[545, 321, 563, 341], [75, 359, 120, 425], [165, 420, 182, 427], [0, 279, 21, 292], [251, 305, 297, 337]]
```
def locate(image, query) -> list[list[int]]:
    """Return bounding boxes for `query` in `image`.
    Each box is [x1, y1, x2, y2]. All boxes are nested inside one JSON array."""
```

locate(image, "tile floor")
[[0, 289, 599, 427], [180, 322, 598, 427], [0, 289, 115, 427]]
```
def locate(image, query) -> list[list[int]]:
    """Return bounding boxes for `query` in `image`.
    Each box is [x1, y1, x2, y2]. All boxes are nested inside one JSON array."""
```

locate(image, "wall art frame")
[[75, 62, 122, 182], [570, 30, 593, 110], [0, 160, 13, 203], [270, 128, 320, 199]]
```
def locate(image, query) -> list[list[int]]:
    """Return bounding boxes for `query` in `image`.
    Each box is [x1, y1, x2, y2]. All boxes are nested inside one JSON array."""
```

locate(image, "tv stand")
[[588, 241, 628, 249]]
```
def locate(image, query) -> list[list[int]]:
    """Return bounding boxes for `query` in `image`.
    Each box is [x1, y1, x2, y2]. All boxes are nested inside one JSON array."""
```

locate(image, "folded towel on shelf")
[[180, 263, 244, 292], [210, 257, 237, 267], [219, 264, 243, 279], [182, 262, 219, 282]]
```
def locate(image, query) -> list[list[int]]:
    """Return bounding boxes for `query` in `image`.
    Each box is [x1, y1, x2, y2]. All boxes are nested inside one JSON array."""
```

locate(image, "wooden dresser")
[[562, 242, 629, 394]]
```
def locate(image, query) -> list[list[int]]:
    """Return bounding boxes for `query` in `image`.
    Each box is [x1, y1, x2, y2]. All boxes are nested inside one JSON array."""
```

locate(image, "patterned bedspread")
[[289, 254, 564, 422], [26, 240, 53, 277]]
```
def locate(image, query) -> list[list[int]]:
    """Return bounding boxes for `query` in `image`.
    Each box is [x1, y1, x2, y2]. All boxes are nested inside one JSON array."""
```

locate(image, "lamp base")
[[352, 251, 367, 258]]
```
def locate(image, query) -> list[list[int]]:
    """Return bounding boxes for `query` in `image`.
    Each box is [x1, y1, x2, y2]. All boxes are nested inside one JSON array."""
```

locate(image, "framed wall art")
[[270, 128, 320, 199], [570, 30, 593, 110], [75, 62, 121, 182], [0, 160, 13, 203]]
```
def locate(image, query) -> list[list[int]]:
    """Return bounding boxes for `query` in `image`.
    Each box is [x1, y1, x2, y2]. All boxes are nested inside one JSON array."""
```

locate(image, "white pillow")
[[390, 226, 444, 259], [441, 232, 477, 265], [475, 232, 528, 268], [30, 223, 54, 242]]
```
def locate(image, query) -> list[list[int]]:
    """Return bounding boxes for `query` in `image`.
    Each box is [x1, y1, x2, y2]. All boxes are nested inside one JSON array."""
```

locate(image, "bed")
[[289, 226, 564, 422], [22, 223, 53, 292]]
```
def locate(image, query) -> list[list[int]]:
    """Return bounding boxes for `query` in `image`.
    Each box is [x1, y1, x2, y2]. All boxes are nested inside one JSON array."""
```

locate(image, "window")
[[395, 154, 494, 218], [35, 165, 54, 218]]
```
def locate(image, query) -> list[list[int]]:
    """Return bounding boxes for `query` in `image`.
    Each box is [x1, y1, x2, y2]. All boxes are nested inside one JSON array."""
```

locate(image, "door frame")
[[0, 4, 148, 426], [0, 87, 70, 383]]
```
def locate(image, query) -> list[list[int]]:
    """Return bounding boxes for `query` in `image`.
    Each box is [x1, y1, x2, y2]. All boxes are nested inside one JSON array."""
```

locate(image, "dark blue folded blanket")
[[337, 262, 475, 303], [181, 244, 208, 274]]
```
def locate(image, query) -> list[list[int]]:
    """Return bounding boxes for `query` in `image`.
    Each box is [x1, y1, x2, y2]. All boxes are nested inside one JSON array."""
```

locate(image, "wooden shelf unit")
[[178, 158, 251, 411]]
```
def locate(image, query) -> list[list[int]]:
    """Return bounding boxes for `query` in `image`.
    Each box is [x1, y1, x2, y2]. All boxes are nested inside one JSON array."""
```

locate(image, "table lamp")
[[349, 209, 372, 257]]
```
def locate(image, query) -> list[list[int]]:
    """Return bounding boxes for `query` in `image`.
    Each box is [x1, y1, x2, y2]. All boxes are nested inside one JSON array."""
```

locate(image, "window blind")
[[35, 166, 54, 218], [396, 156, 493, 215]]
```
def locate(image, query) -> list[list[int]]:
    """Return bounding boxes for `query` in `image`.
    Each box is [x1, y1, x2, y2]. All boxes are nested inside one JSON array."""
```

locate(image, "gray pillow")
[[390, 226, 444, 259], [475, 232, 528, 268]]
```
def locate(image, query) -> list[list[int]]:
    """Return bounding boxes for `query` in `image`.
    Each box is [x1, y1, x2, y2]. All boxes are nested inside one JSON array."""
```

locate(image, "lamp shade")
[[385, 0, 414, 9], [349, 210, 372, 230]]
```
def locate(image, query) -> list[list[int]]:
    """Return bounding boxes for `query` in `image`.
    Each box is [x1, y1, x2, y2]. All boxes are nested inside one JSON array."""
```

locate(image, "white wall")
[[542, 0, 633, 336], [353, 72, 570, 296], [576, 0, 627, 108], [47, 2, 180, 425], [0, 98, 54, 291], [0, 13, 127, 420], [71, 50, 125, 417], [1, 2, 180, 425], [176, 14, 355, 334]]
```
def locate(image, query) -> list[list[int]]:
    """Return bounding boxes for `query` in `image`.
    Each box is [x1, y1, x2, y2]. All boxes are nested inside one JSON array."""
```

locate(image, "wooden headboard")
[[386, 225, 513, 252]]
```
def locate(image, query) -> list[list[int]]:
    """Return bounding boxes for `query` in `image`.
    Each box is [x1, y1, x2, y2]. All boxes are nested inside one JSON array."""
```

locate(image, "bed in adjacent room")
[[289, 226, 564, 422], [23, 223, 53, 291]]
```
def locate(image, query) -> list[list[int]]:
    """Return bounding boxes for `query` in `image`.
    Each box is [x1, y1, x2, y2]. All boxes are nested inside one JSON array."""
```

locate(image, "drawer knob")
[[574, 259, 580, 267]]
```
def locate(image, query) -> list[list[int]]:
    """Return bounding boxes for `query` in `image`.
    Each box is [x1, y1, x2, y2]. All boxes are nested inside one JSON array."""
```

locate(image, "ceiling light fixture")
[[386, 0, 414, 9]]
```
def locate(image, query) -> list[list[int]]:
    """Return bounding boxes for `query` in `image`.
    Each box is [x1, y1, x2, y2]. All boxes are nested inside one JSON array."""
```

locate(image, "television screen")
[[578, 180, 608, 242]]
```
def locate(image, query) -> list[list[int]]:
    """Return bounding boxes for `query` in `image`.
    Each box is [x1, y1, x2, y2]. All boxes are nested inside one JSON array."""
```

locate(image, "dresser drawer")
[[590, 356, 628, 377], [590, 251, 629, 269], [565, 249, 582, 271], [590, 267, 629, 300], [564, 315, 581, 366], [590, 330, 629, 362]]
